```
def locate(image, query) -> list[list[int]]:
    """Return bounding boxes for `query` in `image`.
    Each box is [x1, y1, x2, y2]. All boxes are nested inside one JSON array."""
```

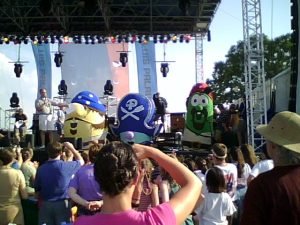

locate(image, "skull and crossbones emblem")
[[121, 99, 145, 120]]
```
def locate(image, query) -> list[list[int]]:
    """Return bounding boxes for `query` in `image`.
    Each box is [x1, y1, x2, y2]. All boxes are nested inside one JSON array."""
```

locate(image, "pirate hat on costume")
[[256, 111, 300, 154], [72, 91, 106, 113]]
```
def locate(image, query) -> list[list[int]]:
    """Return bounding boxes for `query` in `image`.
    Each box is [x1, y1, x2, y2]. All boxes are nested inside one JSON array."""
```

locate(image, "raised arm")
[[133, 144, 202, 225], [63, 142, 84, 165]]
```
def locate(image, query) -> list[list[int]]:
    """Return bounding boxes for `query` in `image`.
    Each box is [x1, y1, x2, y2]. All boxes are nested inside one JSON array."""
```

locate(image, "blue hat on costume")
[[110, 93, 162, 144], [72, 91, 106, 113]]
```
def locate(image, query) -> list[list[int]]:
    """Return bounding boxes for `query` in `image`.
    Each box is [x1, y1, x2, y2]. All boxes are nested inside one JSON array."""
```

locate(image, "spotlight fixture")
[[54, 52, 63, 67], [10, 92, 20, 108], [50, 35, 55, 44], [14, 63, 23, 78], [131, 35, 136, 43], [172, 35, 177, 43], [179, 35, 184, 43], [104, 79, 113, 95], [119, 52, 128, 67], [160, 63, 169, 77], [207, 30, 211, 42], [58, 79, 68, 95], [90, 36, 95, 44], [153, 35, 158, 43], [155, 43, 175, 77], [138, 35, 143, 43], [159, 35, 164, 43], [4, 37, 9, 44]]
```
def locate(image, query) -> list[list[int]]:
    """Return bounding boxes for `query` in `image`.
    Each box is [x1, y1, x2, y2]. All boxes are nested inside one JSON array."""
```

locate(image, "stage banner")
[[31, 43, 52, 98], [135, 42, 158, 98]]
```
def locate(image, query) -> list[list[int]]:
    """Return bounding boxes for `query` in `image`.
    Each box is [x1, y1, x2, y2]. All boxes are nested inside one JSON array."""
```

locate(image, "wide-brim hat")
[[256, 111, 300, 154]]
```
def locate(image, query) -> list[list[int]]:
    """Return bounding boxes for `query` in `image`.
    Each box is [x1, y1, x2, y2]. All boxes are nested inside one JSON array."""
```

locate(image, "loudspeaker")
[[170, 113, 185, 132], [0, 131, 10, 147]]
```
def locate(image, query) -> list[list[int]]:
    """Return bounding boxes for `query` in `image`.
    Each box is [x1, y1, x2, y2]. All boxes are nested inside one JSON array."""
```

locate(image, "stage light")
[[159, 35, 164, 43], [143, 35, 149, 44], [84, 35, 89, 44], [207, 30, 211, 42], [37, 36, 42, 44], [117, 35, 122, 43], [4, 37, 9, 44], [166, 34, 171, 42], [104, 79, 113, 95], [58, 79, 68, 95], [14, 63, 23, 78], [50, 35, 55, 44], [160, 63, 169, 77], [30, 36, 35, 42], [131, 35, 136, 43], [0, 38, 3, 44], [15, 37, 21, 44], [153, 35, 157, 43], [43, 37, 49, 44], [64, 36, 69, 44], [111, 36, 116, 43], [78, 36, 82, 44], [172, 35, 177, 43], [96, 35, 102, 44], [138, 35, 143, 43], [124, 35, 129, 43], [90, 36, 95, 44], [179, 35, 184, 43], [10, 92, 20, 108], [54, 52, 63, 67], [120, 52, 128, 67], [185, 35, 191, 43]]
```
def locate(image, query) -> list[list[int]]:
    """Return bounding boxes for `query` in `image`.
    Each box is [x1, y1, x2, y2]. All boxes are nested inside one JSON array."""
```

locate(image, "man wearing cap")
[[241, 111, 300, 225]]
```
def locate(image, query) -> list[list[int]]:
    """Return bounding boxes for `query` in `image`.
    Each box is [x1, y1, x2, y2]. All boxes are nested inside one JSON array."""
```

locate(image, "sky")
[[0, 0, 291, 129]]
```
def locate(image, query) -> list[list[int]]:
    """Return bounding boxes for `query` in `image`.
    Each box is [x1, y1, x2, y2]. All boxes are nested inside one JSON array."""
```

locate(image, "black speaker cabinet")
[[170, 113, 185, 132]]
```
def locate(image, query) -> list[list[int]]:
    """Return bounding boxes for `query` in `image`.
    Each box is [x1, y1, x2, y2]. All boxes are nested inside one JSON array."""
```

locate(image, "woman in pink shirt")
[[74, 141, 202, 225]]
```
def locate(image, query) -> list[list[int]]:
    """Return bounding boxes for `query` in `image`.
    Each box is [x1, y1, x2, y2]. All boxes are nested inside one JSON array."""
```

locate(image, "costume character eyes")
[[190, 94, 209, 107]]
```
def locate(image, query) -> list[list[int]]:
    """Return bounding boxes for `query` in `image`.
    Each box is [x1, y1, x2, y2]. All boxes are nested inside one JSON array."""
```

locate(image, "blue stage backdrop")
[[135, 42, 158, 98], [31, 43, 52, 98]]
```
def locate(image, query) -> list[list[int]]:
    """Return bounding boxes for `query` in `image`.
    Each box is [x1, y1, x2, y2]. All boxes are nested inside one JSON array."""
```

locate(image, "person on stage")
[[13, 108, 28, 146], [35, 88, 67, 148]]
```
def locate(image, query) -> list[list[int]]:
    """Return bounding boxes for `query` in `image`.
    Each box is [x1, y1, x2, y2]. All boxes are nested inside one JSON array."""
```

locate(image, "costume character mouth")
[[191, 107, 208, 131], [65, 117, 86, 136]]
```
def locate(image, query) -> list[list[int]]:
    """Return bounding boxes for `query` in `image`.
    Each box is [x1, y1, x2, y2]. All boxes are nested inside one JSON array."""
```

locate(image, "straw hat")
[[256, 111, 300, 154]]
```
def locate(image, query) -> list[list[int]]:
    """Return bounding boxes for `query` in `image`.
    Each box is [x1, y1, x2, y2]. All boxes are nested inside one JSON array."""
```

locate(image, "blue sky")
[[0, 0, 291, 128]]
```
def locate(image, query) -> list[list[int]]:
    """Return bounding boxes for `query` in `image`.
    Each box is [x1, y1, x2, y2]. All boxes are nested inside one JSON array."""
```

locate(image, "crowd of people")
[[0, 86, 300, 225], [0, 111, 299, 225]]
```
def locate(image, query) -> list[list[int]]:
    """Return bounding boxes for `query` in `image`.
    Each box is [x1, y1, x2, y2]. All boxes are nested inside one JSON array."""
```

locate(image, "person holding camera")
[[13, 108, 28, 146]]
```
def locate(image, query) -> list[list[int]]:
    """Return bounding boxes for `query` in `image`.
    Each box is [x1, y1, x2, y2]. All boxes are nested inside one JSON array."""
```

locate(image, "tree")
[[210, 34, 291, 104]]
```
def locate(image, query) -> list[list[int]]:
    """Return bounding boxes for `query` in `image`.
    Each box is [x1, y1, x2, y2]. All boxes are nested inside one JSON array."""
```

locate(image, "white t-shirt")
[[215, 164, 238, 201], [235, 163, 251, 188], [194, 170, 207, 194], [250, 159, 274, 178], [197, 192, 236, 225]]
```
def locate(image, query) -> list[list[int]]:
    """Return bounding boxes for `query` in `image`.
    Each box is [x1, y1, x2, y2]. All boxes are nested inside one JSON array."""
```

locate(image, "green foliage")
[[209, 34, 291, 104]]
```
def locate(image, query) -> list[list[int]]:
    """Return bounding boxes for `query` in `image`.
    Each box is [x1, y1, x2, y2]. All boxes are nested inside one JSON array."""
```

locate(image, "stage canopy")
[[0, 0, 220, 36]]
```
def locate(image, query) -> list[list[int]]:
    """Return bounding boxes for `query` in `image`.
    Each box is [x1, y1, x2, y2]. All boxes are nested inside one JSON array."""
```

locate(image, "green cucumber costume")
[[183, 83, 214, 146]]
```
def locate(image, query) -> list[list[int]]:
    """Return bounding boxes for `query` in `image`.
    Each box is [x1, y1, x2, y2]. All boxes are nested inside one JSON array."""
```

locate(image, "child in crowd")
[[197, 166, 236, 225]]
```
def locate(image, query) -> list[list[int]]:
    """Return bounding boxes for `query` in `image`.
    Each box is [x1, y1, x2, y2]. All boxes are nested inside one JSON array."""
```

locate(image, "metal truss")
[[242, 0, 267, 150], [195, 33, 204, 83]]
